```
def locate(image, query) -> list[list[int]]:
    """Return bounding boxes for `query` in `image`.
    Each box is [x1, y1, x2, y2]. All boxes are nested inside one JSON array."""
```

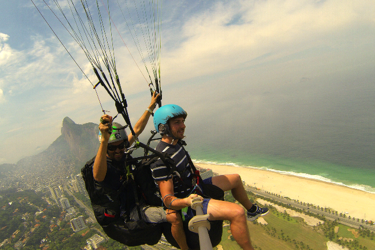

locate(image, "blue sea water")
[[147, 74, 375, 195], [187, 147, 375, 194], [181, 79, 375, 195]]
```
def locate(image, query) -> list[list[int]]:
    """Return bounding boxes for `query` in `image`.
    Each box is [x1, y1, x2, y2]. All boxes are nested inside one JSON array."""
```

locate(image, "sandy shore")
[[197, 163, 375, 222]]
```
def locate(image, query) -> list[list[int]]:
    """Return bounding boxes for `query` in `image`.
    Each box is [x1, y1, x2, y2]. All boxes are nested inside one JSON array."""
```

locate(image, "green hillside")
[[214, 191, 375, 250]]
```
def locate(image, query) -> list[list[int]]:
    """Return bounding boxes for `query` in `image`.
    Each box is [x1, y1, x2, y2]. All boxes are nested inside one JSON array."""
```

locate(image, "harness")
[[81, 143, 178, 247], [81, 156, 134, 224], [168, 140, 205, 198]]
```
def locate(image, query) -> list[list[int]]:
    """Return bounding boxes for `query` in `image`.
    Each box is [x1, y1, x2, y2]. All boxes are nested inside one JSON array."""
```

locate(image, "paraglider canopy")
[[32, 0, 163, 135]]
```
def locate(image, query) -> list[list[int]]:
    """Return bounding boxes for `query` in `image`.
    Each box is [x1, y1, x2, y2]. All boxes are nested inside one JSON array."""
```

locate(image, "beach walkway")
[[248, 186, 375, 232]]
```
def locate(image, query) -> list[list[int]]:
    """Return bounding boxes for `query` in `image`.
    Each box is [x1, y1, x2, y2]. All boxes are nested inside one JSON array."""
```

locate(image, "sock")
[[248, 204, 257, 213]]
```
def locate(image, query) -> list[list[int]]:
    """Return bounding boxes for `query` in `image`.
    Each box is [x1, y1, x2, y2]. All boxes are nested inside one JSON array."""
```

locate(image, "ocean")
[[144, 72, 375, 196], [145, 132, 375, 194], [177, 77, 375, 195], [187, 146, 375, 194]]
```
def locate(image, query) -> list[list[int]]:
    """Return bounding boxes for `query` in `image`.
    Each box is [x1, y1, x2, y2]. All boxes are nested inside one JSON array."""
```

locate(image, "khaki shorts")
[[130, 203, 167, 223]]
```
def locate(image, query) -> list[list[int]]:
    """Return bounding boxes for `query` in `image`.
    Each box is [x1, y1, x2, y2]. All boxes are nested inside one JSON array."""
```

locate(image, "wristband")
[[169, 198, 178, 209], [146, 108, 153, 114]]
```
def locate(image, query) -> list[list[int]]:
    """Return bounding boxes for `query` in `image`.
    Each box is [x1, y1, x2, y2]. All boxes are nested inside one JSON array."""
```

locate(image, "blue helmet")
[[153, 104, 187, 134]]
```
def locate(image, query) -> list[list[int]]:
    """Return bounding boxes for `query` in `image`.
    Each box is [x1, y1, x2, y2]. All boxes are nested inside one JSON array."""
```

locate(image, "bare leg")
[[212, 174, 253, 210], [207, 199, 254, 250], [166, 209, 189, 250]]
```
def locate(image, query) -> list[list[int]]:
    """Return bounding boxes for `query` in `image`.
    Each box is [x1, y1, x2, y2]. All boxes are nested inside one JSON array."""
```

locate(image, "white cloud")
[[72, 71, 93, 94], [0, 157, 6, 164], [6, 127, 22, 133], [1, 34, 92, 97], [0, 33, 9, 42], [0, 33, 13, 67], [0, 88, 3, 103], [161, 0, 375, 85], [1, 0, 374, 164]]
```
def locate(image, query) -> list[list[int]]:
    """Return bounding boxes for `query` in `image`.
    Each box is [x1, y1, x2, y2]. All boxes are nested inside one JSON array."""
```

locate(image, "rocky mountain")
[[0, 117, 99, 190], [19, 117, 99, 169]]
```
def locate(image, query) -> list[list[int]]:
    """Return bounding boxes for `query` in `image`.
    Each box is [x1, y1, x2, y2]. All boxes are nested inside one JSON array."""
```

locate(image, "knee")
[[230, 174, 243, 188], [166, 211, 183, 226], [234, 174, 242, 183], [218, 204, 246, 222], [230, 204, 246, 220]]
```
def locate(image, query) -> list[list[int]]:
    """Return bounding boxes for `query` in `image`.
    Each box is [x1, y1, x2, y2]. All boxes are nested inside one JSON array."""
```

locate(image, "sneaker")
[[247, 204, 269, 221]]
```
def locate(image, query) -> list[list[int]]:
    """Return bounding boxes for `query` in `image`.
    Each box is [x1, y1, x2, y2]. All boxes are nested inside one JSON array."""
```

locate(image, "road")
[[64, 187, 110, 239], [65, 187, 95, 220], [247, 186, 375, 232]]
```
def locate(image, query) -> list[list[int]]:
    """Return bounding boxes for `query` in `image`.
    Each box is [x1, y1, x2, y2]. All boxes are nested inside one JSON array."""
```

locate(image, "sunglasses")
[[107, 142, 125, 151]]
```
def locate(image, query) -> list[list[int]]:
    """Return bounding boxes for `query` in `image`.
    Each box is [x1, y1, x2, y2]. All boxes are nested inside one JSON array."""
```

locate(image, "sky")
[[0, 0, 374, 166]]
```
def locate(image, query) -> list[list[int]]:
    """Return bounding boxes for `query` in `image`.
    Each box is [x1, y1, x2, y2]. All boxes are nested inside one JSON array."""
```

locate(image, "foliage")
[[73, 192, 91, 207], [0, 188, 100, 249], [219, 189, 373, 249], [25, 223, 49, 247], [2, 183, 375, 250], [100, 238, 143, 249], [0, 190, 50, 242], [224, 191, 236, 203]]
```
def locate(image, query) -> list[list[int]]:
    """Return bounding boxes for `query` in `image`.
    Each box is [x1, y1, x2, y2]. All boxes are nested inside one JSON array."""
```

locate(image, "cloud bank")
[[0, 0, 374, 165]]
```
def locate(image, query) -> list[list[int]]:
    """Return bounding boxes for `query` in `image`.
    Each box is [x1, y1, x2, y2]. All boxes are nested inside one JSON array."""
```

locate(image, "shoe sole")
[[247, 214, 260, 221], [247, 210, 270, 221], [261, 210, 270, 216]]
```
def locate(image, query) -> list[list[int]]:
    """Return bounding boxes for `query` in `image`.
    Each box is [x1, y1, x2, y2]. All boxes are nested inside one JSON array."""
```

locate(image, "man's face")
[[168, 116, 186, 140], [107, 140, 125, 161]]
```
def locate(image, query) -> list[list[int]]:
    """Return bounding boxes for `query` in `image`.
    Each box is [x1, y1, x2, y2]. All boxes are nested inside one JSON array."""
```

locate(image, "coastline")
[[196, 162, 375, 222]]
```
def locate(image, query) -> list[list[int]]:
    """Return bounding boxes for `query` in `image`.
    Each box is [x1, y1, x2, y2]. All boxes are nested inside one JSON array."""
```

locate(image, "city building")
[[70, 216, 87, 232], [67, 207, 76, 216], [54, 187, 60, 198], [60, 197, 71, 210], [13, 241, 23, 250], [71, 179, 79, 193], [48, 186, 58, 205], [86, 234, 106, 249], [76, 173, 86, 194], [58, 185, 64, 194]]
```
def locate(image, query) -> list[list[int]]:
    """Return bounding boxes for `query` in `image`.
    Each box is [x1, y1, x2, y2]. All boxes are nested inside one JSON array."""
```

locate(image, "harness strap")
[[123, 162, 143, 220], [179, 142, 202, 188], [130, 177, 143, 221], [167, 142, 203, 198]]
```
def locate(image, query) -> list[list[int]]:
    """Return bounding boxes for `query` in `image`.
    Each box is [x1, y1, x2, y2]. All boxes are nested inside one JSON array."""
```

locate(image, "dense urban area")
[[1, 118, 374, 249]]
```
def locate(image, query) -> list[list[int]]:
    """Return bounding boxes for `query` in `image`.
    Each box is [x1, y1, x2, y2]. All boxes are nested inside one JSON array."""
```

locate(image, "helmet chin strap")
[[159, 124, 178, 141], [165, 131, 179, 141]]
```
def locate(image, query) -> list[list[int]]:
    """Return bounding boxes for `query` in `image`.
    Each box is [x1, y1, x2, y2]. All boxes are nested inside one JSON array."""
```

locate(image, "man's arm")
[[128, 92, 160, 145], [93, 114, 112, 182], [158, 179, 200, 210]]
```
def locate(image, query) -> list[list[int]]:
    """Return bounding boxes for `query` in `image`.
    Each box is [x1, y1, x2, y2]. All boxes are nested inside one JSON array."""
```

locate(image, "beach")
[[197, 163, 375, 222]]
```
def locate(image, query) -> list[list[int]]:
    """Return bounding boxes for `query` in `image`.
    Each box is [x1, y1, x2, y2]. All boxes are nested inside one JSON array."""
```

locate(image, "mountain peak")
[[63, 117, 75, 126], [15, 117, 99, 178]]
